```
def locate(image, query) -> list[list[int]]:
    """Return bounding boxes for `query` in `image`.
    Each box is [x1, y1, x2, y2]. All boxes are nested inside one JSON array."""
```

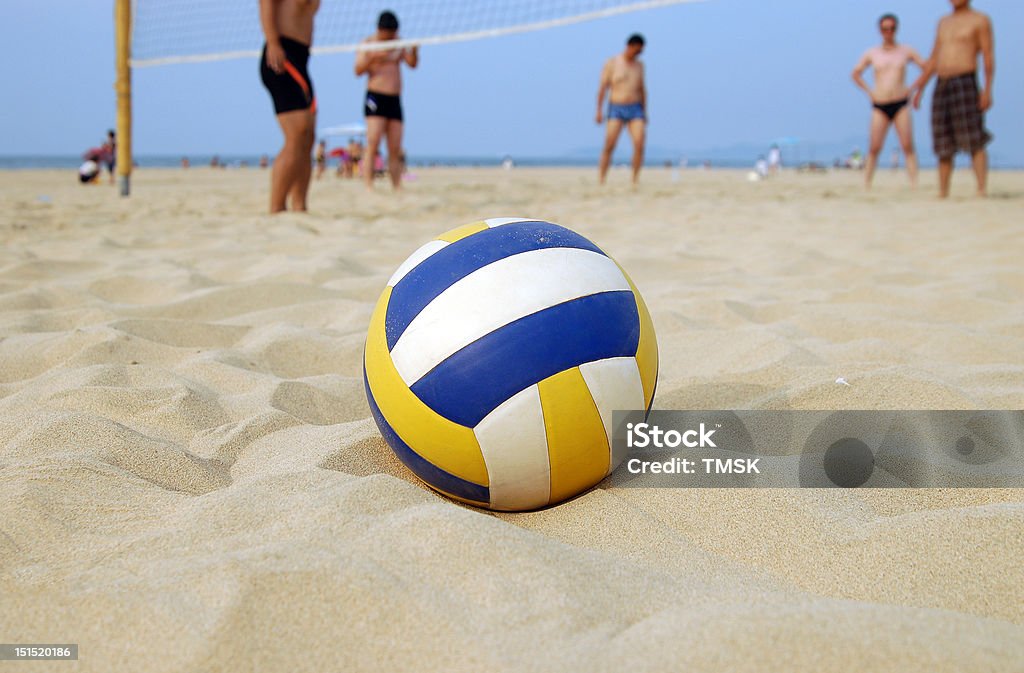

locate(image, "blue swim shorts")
[[607, 102, 646, 122]]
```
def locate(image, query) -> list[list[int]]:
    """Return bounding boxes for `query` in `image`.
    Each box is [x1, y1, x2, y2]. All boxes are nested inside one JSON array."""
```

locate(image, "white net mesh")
[[131, 0, 701, 67]]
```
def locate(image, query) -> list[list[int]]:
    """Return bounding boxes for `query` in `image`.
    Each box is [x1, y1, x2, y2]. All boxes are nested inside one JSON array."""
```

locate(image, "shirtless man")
[[911, 0, 994, 197], [851, 14, 925, 189], [596, 34, 646, 186], [355, 11, 418, 190], [259, 0, 319, 213]]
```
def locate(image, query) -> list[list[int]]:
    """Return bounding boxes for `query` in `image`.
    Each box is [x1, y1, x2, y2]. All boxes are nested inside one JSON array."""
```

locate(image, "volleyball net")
[[130, 0, 704, 67], [114, 0, 704, 195]]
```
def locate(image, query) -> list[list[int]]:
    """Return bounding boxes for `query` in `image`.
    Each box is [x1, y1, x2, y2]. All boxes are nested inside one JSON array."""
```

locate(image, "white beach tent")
[[319, 123, 368, 139], [771, 136, 805, 166]]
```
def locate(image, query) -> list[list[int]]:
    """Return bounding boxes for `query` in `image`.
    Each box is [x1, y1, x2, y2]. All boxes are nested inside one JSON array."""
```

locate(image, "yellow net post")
[[115, 0, 132, 197]]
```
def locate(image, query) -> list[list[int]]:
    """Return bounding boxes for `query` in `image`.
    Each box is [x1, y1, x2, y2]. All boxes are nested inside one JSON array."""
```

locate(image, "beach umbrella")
[[770, 137, 803, 164]]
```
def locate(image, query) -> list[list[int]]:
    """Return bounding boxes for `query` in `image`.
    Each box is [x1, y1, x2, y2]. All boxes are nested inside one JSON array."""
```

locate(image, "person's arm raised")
[[403, 44, 419, 68], [354, 40, 376, 76]]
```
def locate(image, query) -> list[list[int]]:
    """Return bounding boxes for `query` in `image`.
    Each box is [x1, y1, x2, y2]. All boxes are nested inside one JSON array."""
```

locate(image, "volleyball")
[[363, 217, 658, 511]]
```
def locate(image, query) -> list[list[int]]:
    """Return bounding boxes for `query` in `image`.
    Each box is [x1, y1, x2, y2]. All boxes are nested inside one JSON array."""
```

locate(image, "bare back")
[[935, 10, 988, 78], [604, 55, 644, 105], [273, 0, 319, 45]]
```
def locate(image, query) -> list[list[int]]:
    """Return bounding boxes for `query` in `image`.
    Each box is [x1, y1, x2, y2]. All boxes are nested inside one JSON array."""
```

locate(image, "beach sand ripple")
[[0, 168, 1022, 671]]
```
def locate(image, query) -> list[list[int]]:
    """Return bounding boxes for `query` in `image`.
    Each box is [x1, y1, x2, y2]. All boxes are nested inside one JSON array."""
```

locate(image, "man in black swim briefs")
[[851, 13, 926, 190], [259, 0, 319, 213], [355, 11, 418, 190]]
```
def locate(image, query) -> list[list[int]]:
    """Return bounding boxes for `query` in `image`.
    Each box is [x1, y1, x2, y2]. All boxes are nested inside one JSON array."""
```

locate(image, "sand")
[[1, 166, 1022, 671]]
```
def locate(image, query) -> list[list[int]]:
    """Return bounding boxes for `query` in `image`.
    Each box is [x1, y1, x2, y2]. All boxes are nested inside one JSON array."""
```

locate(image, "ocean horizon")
[[0, 154, 758, 171], [4, 154, 1020, 172]]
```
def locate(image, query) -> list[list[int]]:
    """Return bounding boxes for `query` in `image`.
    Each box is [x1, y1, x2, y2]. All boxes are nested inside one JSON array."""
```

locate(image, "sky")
[[1, 0, 1022, 165]]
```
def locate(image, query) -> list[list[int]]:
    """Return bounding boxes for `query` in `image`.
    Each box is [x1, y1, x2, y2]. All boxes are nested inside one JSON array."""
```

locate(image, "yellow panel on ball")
[[616, 260, 659, 410], [364, 287, 490, 489], [436, 220, 488, 243], [538, 367, 610, 505]]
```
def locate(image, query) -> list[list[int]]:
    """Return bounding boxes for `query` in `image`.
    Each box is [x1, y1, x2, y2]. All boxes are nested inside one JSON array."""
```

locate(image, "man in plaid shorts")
[[912, 0, 994, 198]]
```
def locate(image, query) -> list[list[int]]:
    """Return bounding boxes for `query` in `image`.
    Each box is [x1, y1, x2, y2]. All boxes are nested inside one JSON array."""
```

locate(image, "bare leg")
[[270, 109, 314, 213], [865, 109, 889, 190], [364, 117, 387, 190], [971, 148, 988, 197], [288, 111, 315, 211], [938, 157, 954, 198], [891, 105, 917, 188], [386, 120, 404, 189], [598, 119, 624, 184], [627, 118, 646, 186]]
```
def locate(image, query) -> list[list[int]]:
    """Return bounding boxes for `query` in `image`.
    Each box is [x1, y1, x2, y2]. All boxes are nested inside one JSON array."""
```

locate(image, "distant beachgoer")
[[355, 10, 418, 190], [181, 156, 190, 169], [79, 159, 100, 184], [596, 33, 646, 185], [767, 144, 782, 175], [852, 13, 925, 189], [210, 155, 220, 168], [259, 155, 269, 169], [315, 139, 327, 179], [890, 147, 900, 170], [345, 137, 362, 178], [755, 156, 769, 179], [847, 148, 865, 170], [102, 129, 117, 184], [911, 0, 994, 197], [331, 147, 347, 176], [259, 0, 319, 211]]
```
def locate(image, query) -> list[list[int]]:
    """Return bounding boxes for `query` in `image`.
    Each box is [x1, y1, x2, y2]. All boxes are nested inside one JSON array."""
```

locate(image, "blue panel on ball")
[[364, 367, 491, 505], [385, 221, 606, 350], [410, 290, 640, 427]]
